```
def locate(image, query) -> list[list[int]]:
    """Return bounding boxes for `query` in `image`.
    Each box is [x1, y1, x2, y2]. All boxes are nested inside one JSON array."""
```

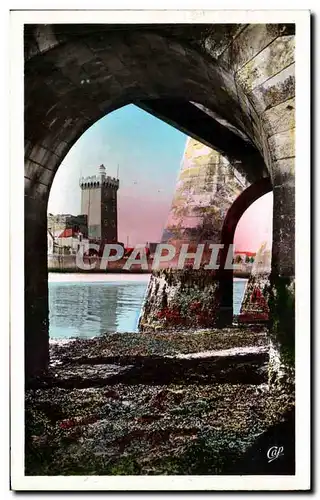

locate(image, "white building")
[[47, 230, 55, 254], [55, 228, 90, 255]]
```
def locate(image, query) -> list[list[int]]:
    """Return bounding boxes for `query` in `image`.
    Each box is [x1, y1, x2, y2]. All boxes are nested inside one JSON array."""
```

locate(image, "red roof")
[[234, 251, 256, 257], [58, 228, 78, 238]]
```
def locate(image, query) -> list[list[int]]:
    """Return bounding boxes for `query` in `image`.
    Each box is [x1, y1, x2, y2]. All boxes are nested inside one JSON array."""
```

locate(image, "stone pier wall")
[[239, 244, 272, 323], [239, 274, 270, 323], [140, 138, 250, 330], [139, 268, 220, 331]]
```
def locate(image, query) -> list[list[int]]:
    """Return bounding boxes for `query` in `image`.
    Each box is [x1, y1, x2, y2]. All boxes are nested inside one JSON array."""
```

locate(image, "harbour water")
[[48, 274, 247, 339]]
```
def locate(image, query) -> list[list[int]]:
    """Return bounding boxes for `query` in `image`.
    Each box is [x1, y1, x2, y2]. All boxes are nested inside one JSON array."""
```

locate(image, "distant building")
[[47, 213, 88, 239], [80, 164, 119, 243], [234, 251, 256, 263], [252, 242, 271, 273], [55, 228, 89, 255], [47, 229, 61, 254], [47, 229, 66, 255]]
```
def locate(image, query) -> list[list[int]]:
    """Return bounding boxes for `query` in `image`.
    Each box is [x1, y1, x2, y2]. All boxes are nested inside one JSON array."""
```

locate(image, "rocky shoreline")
[[26, 328, 295, 476]]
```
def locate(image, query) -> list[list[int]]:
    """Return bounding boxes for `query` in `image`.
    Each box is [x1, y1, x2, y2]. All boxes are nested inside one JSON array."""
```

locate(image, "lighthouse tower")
[[80, 164, 119, 242]]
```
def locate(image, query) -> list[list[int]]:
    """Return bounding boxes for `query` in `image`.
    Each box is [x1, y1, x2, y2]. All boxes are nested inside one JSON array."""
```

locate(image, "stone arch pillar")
[[25, 186, 50, 380], [139, 138, 263, 331], [268, 161, 295, 369]]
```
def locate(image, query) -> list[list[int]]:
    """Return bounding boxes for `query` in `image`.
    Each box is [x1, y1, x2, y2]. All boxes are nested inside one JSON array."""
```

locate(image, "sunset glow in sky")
[[234, 192, 272, 252], [48, 104, 272, 252]]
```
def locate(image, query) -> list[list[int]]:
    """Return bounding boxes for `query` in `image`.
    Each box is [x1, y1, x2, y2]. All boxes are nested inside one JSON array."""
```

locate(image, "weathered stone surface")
[[25, 24, 60, 59], [24, 179, 48, 201], [237, 35, 295, 93], [239, 274, 270, 324], [272, 158, 295, 186], [268, 128, 295, 161], [245, 63, 295, 117], [140, 137, 259, 331], [262, 97, 295, 137], [200, 24, 245, 59], [25, 159, 55, 187], [162, 137, 250, 245], [269, 181, 295, 365], [269, 276, 295, 367], [239, 242, 272, 323], [30, 330, 269, 388], [24, 28, 272, 183], [139, 269, 221, 331], [272, 228, 295, 278], [220, 24, 290, 71], [44, 354, 269, 387]]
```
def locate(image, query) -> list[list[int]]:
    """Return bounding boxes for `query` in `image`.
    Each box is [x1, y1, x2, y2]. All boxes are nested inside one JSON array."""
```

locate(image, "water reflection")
[[49, 281, 147, 338], [233, 278, 247, 316], [49, 277, 247, 339]]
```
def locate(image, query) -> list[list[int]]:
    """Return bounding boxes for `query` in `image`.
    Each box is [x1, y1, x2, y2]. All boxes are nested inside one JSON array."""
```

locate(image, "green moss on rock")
[[269, 275, 295, 367]]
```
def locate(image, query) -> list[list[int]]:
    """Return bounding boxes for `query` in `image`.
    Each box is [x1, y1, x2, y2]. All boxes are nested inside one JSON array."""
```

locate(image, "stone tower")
[[80, 164, 119, 242]]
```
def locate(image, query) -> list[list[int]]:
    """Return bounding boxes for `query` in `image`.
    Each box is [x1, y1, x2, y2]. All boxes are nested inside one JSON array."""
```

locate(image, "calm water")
[[48, 274, 247, 339], [233, 278, 248, 317]]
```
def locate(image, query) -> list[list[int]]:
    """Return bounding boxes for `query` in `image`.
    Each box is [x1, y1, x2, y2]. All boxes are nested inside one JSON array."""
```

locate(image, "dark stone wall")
[[101, 185, 118, 243], [269, 171, 295, 368], [25, 192, 49, 380]]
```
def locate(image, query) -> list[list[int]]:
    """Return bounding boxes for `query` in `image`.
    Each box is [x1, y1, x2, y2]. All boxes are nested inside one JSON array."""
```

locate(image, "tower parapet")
[[79, 175, 119, 190]]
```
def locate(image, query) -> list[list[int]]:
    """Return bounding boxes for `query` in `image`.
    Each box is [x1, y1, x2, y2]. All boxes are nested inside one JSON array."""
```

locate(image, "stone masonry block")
[[262, 97, 295, 137], [237, 35, 295, 94], [268, 128, 295, 161]]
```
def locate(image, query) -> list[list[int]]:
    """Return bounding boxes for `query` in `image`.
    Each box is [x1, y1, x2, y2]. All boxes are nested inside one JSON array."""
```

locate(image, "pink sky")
[[234, 192, 273, 252], [118, 190, 273, 253], [118, 190, 173, 246]]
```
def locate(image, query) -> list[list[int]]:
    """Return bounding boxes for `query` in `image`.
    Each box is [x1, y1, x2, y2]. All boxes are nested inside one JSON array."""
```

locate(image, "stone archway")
[[219, 177, 273, 325], [24, 24, 295, 380]]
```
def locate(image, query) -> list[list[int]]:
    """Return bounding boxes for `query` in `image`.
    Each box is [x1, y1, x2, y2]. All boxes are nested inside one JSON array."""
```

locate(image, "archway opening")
[[233, 191, 274, 319], [219, 178, 273, 325], [47, 103, 187, 339]]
